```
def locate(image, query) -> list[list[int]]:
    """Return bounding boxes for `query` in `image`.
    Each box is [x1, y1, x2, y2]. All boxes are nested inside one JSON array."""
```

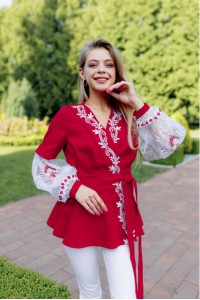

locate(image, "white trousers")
[[64, 244, 136, 299]]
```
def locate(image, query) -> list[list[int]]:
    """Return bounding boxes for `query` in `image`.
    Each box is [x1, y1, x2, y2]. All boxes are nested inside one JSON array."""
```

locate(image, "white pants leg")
[[64, 245, 136, 299], [102, 245, 136, 299], [64, 246, 102, 299]]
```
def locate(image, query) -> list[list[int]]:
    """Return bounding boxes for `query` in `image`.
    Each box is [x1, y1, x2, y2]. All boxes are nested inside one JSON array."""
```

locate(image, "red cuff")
[[133, 103, 150, 119], [69, 180, 82, 198]]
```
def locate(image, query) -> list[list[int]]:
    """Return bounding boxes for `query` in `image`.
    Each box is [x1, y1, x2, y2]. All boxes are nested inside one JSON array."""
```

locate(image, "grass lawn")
[[0, 146, 41, 206], [0, 146, 167, 206]]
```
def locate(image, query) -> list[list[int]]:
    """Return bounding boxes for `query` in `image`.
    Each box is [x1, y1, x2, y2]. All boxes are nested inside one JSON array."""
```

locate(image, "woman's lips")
[[94, 77, 109, 83]]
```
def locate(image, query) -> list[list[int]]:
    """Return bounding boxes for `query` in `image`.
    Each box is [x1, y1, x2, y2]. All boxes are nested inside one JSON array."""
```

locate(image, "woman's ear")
[[79, 68, 85, 80]]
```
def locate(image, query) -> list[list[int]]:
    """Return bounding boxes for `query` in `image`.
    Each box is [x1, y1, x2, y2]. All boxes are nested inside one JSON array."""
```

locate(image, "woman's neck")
[[86, 90, 111, 111]]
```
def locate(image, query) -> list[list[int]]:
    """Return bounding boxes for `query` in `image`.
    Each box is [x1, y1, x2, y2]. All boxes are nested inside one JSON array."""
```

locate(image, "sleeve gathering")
[[134, 105, 186, 161], [32, 153, 82, 202]]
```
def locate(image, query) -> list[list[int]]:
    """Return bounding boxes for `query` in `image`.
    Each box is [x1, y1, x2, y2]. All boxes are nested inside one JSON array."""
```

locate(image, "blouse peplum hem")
[[47, 172, 145, 249]]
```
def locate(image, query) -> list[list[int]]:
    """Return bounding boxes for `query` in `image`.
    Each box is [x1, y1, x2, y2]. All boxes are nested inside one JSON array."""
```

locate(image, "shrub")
[[190, 138, 200, 154], [0, 117, 48, 145], [152, 144, 184, 166], [0, 135, 44, 146], [0, 256, 70, 299], [170, 112, 192, 153]]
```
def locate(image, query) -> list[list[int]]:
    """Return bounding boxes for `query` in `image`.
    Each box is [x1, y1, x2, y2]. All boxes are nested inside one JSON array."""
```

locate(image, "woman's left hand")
[[106, 81, 144, 111]]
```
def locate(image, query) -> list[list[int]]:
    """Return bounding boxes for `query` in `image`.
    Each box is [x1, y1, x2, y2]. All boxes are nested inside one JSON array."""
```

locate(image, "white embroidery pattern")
[[108, 111, 122, 143], [113, 181, 128, 244], [73, 105, 120, 174]]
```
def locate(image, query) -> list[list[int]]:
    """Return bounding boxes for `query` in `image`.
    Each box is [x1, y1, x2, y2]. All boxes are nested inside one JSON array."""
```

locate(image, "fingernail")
[[106, 88, 110, 93]]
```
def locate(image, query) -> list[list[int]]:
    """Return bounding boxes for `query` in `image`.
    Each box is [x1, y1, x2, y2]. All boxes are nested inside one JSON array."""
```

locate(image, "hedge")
[[0, 135, 44, 146], [190, 138, 200, 154], [0, 256, 70, 299], [152, 144, 184, 166]]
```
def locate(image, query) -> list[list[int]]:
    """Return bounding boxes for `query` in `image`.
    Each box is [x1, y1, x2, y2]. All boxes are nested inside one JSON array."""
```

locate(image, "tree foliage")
[[0, 0, 198, 121], [0, 0, 73, 118], [5, 78, 38, 118]]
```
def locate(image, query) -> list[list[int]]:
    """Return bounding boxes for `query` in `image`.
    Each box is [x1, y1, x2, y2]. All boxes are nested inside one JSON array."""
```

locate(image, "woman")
[[32, 38, 186, 299]]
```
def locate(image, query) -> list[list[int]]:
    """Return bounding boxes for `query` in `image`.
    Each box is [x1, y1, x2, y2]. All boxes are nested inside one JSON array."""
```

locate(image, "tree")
[[0, 0, 198, 121], [66, 0, 198, 122], [5, 78, 38, 118], [1, 0, 73, 119]]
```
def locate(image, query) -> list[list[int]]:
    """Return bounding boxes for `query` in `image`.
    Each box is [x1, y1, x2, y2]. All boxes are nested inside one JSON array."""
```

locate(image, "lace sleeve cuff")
[[32, 153, 80, 202]]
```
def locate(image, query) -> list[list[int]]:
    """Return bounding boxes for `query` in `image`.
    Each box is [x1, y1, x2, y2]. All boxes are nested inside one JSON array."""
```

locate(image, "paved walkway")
[[0, 158, 199, 299]]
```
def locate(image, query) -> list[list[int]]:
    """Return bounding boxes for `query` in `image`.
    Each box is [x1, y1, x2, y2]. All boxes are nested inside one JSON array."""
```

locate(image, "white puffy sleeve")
[[32, 153, 81, 202], [134, 104, 186, 161]]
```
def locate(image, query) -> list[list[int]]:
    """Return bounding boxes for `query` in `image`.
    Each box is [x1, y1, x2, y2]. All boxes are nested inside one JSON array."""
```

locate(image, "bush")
[[190, 138, 200, 154], [170, 112, 192, 153], [0, 135, 44, 146], [152, 144, 184, 166], [0, 117, 48, 145], [0, 256, 70, 299]]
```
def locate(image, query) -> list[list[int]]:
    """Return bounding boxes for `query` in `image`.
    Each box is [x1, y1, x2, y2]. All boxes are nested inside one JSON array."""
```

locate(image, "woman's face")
[[80, 47, 116, 94]]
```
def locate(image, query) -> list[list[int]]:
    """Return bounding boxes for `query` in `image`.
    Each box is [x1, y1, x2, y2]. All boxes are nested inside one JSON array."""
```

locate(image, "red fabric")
[[36, 103, 145, 298], [69, 180, 82, 198], [133, 103, 150, 119]]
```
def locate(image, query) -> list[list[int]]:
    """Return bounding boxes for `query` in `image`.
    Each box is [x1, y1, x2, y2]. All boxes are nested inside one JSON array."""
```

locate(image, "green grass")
[[0, 256, 70, 299], [0, 146, 42, 206], [132, 158, 167, 182], [0, 146, 167, 206]]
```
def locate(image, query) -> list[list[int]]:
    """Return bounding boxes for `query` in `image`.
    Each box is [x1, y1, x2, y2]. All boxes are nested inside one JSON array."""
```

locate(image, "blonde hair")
[[78, 38, 138, 150]]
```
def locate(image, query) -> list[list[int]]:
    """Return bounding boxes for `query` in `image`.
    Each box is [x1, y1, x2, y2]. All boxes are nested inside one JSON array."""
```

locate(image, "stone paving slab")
[[0, 158, 199, 299]]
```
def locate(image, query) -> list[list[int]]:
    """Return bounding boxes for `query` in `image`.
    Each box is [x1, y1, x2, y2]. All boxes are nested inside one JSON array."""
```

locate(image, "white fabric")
[[135, 106, 186, 160], [64, 245, 136, 299], [32, 153, 78, 202]]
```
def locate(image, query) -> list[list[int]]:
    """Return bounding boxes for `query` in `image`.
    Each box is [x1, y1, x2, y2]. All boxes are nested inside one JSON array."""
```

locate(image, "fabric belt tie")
[[122, 178, 144, 299], [78, 173, 144, 299]]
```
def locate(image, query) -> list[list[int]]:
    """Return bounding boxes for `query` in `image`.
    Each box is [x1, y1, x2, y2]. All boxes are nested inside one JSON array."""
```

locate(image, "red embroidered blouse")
[[33, 103, 186, 298]]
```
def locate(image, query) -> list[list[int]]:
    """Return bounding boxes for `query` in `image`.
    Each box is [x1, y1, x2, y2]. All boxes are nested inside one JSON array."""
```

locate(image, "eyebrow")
[[88, 59, 114, 63]]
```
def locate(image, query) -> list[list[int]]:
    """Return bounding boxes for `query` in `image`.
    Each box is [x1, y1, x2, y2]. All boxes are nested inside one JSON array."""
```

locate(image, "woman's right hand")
[[75, 184, 108, 216]]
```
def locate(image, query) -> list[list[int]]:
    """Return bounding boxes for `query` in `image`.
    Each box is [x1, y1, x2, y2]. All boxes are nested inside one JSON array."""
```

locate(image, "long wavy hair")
[[78, 38, 138, 150]]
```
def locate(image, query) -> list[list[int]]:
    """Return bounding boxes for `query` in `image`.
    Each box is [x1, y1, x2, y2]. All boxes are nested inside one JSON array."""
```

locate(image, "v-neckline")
[[83, 103, 114, 131]]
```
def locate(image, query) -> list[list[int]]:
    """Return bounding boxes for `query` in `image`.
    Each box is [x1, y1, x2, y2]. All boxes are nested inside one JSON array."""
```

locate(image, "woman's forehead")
[[86, 48, 113, 62]]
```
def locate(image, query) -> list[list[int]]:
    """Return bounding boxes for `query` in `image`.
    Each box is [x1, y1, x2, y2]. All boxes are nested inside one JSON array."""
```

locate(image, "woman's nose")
[[98, 63, 105, 73]]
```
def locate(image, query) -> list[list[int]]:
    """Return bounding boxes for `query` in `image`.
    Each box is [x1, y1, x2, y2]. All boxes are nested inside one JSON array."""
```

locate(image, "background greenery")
[[0, 0, 198, 121]]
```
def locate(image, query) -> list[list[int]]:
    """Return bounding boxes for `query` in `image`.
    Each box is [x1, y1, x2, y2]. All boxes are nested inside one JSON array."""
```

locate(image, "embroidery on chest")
[[108, 111, 122, 143], [72, 105, 121, 174]]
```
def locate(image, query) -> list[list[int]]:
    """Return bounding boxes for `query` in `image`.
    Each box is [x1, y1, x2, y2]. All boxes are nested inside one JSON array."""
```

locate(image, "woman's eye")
[[106, 64, 114, 67], [89, 64, 97, 67]]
